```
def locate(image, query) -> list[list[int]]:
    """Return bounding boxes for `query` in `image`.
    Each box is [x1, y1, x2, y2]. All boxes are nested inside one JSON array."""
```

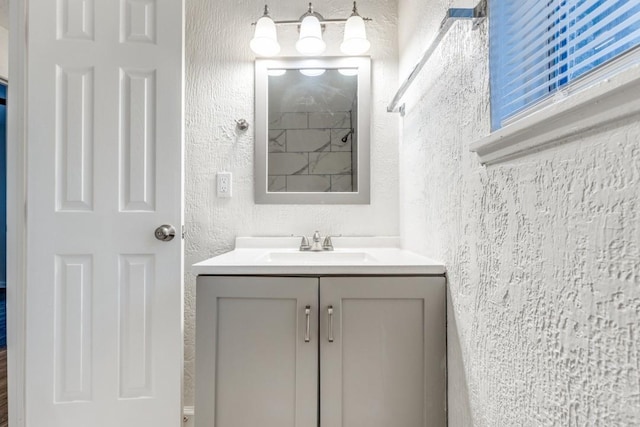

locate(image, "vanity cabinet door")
[[195, 276, 319, 427], [320, 276, 446, 427]]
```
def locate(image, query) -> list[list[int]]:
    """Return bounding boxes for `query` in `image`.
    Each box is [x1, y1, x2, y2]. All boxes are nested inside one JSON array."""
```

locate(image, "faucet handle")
[[292, 234, 311, 251], [322, 234, 342, 251]]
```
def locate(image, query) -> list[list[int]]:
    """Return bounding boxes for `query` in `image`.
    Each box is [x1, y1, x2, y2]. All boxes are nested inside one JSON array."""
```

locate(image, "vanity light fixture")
[[338, 68, 358, 76], [341, 2, 371, 55], [267, 69, 287, 76], [299, 68, 326, 77], [296, 6, 326, 55], [249, 5, 281, 57], [250, 2, 372, 57]]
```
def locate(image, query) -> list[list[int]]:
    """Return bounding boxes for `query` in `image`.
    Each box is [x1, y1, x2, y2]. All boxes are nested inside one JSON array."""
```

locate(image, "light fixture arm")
[[250, 2, 372, 56], [300, 2, 322, 20], [351, 1, 360, 16], [251, 2, 372, 26], [264, 17, 372, 26]]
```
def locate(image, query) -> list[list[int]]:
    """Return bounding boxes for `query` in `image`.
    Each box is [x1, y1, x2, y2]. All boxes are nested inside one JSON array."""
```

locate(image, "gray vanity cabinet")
[[320, 276, 446, 427], [195, 276, 319, 427], [195, 275, 446, 427]]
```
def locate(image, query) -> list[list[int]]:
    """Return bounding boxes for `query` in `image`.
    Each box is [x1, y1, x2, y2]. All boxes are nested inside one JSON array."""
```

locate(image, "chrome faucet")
[[310, 231, 323, 251], [322, 235, 337, 251], [297, 231, 340, 251], [297, 235, 311, 251]]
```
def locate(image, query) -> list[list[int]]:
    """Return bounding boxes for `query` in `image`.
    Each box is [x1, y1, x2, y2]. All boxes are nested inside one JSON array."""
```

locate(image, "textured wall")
[[0, 2, 6, 29], [0, 26, 7, 80], [185, 0, 399, 405], [398, 1, 640, 425]]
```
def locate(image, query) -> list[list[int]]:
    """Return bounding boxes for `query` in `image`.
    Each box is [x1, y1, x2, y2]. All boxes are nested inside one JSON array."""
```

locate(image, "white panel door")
[[195, 276, 318, 427], [320, 277, 447, 427], [26, 0, 183, 426]]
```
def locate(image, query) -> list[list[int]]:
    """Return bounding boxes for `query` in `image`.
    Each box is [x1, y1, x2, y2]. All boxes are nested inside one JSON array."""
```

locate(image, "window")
[[490, 0, 640, 130]]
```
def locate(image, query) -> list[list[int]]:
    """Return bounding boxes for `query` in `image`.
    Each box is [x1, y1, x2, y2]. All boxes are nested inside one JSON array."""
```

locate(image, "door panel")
[[195, 276, 318, 427], [26, 0, 183, 425], [320, 277, 446, 427]]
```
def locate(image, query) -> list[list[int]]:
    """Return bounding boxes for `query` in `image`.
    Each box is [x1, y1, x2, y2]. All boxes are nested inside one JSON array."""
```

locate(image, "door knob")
[[155, 224, 176, 242]]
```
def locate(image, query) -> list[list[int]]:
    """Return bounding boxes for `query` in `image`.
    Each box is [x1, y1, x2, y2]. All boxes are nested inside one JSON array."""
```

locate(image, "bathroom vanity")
[[193, 237, 446, 427]]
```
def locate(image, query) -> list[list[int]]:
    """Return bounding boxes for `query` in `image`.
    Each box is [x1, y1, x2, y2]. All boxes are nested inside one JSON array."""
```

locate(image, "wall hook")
[[236, 119, 249, 131]]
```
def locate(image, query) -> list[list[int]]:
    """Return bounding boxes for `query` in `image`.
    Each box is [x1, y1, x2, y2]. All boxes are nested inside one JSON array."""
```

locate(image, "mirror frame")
[[255, 56, 371, 204]]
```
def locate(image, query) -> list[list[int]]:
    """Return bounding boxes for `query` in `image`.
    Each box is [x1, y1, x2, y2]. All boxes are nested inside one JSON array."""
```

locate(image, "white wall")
[[0, 25, 8, 80], [0, 0, 7, 29], [398, 1, 640, 425], [0, 1, 6, 80], [184, 0, 399, 405]]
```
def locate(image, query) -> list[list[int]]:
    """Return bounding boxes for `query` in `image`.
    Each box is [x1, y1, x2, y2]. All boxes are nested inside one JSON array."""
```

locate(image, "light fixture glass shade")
[[299, 68, 326, 77], [340, 15, 370, 55], [250, 16, 280, 56], [296, 15, 326, 55], [267, 69, 287, 76], [338, 68, 358, 76]]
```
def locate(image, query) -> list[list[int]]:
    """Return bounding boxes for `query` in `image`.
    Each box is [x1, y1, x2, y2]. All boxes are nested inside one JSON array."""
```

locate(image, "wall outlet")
[[217, 172, 232, 198]]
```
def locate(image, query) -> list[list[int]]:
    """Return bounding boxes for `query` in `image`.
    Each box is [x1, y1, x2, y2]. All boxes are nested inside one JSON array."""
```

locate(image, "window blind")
[[490, 0, 640, 129]]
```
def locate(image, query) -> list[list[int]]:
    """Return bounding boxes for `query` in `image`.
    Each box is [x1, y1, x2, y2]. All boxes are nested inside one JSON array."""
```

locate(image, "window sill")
[[470, 64, 640, 165]]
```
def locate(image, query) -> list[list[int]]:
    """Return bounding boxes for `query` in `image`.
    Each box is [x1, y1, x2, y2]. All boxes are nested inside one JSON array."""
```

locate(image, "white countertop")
[[192, 237, 446, 275]]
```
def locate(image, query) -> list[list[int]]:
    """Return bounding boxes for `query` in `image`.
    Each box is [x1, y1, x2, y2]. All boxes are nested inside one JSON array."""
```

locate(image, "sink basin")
[[259, 251, 377, 264], [192, 237, 446, 275]]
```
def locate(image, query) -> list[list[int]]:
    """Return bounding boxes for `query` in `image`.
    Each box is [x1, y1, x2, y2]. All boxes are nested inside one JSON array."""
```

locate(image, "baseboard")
[[183, 406, 194, 427]]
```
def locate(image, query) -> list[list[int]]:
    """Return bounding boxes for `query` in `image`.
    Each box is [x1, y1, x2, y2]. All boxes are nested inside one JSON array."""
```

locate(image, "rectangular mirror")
[[255, 57, 370, 204]]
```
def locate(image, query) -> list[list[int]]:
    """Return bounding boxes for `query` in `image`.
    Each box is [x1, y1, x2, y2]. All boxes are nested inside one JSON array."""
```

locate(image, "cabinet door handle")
[[328, 306, 334, 343], [304, 306, 311, 343]]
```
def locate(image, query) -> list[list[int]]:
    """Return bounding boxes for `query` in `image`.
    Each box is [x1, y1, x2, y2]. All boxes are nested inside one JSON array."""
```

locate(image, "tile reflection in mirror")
[[267, 68, 357, 193], [255, 57, 370, 204]]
